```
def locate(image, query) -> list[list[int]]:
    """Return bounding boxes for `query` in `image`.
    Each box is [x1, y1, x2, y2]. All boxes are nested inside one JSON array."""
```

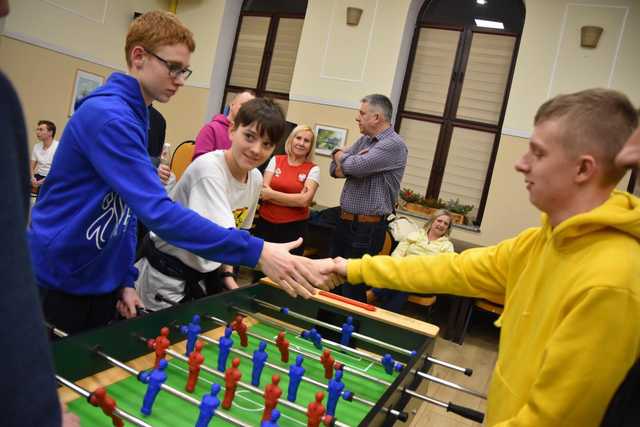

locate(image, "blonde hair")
[[125, 11, 195, 67], [424, 209, 453, 237], [284, 125, 316, 162], [534, 88, 638, 185]]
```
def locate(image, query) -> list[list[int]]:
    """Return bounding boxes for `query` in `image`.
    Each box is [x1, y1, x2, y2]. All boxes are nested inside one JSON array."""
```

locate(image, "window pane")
[[266, 18, 304, 94], [404, 28, 460, 116], [229, 16, 270, 88], [398, 118, 442, 196], [439, 127, 495, 219], [456, 33, 516, 125]]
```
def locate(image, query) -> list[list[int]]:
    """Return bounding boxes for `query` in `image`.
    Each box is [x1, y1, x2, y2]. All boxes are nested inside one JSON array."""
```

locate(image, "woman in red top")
[[255, 125, 320, 256]]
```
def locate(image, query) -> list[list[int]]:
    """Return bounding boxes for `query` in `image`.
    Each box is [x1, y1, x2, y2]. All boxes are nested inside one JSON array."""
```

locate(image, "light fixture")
[[474, 19, 504, 29], [476, 0, 487, 4], [581, 26, 603, 48], [346, 7, 363, 26]]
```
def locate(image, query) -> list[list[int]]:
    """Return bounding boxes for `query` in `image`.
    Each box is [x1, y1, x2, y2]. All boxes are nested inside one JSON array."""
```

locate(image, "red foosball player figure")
[[147, 326, 171, 368], [222, 358, 242, 409], [262, 374, 282, 422], [306, 391, 326, 427], [88, 387, 123, 427], [275, 331, 290, 363], [186, 340, 205, 393], [320, 349, 335, 380], [231, 314, 249, 347]]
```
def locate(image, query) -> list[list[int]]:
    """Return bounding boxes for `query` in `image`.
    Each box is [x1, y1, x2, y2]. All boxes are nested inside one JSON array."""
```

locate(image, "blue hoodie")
[[28, 73, 263, 295]]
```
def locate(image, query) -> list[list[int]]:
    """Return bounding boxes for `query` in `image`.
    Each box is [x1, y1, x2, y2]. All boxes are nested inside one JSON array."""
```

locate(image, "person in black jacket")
[[0, 2, 78, 426]]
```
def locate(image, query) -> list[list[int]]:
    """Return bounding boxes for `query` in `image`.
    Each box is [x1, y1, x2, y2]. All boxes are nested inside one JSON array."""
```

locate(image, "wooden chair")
[[170, 140, 195, 181]]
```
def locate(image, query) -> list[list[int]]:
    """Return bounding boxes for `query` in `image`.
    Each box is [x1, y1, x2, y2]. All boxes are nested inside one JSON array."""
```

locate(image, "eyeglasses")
[[145, 50, 193, 80]]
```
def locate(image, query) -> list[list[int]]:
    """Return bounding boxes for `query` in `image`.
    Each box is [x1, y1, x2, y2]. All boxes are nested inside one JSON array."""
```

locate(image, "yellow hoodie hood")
[[543, 190, 640, 247]]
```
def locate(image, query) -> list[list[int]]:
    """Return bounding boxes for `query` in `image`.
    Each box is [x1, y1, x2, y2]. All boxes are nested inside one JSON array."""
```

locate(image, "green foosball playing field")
[[66, 321, 399, 426], [55, 284, 438, 427]]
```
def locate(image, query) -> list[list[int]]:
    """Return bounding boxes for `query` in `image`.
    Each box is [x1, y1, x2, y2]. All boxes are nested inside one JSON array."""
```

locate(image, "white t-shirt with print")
[[31, 140, 59, 176], [135, 150, 262, 310]]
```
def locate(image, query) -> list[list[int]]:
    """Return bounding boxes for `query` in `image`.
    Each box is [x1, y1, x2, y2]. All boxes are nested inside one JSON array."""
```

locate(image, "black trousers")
[[40, 287, 119, 335], [253, 217, 308, 256]]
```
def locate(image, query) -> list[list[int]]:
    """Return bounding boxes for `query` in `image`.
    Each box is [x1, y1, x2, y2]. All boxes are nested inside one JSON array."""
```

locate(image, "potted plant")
[[445, 198, 474, 224]]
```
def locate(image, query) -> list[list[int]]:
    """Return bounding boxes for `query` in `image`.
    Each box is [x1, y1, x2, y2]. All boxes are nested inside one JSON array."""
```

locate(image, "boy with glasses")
[[29, 11, 330, 335]]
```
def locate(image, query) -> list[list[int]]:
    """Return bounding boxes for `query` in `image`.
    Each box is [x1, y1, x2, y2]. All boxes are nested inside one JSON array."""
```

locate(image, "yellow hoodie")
[[348, 191, 640, 426]]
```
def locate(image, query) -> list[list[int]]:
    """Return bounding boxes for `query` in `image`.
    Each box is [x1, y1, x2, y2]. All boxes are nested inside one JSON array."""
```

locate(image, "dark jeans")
[[330, 217, 387, 302], [372, 288, 409, 312], [40, 287, 119, 335]]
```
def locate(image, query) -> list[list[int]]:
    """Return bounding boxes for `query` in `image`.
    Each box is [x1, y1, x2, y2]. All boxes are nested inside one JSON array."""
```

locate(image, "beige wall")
[[1, 0, 220, 152]]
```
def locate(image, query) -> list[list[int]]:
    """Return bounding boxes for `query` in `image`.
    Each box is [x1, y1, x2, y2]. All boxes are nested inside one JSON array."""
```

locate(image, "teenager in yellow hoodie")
[[323, 89, 640, 426]]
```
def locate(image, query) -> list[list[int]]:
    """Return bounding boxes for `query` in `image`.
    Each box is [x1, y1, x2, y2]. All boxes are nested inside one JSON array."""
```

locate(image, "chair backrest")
[[170, 140, 195, 181]]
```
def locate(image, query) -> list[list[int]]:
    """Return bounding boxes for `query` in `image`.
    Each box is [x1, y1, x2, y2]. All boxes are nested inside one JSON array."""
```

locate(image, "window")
[[397, 0, 525, 225], [223, 1, 307, 115]]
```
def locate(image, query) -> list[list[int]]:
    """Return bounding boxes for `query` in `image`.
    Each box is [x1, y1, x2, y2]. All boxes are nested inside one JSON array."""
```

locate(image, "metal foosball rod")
[[47, 325, 251, 427], [249, 299, 473, 376], [56, 375, 154, 427], [168, 325, 385, 410], [414, 371, 487, 400], [134, 334, 354, 427], [402, 387, 485, 424], [234, 305, 473, 383], [155, 294, 392, 387], [219, 307, 486, 422]]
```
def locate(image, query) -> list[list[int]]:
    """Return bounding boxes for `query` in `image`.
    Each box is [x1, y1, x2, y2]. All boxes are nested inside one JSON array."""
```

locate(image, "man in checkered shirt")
[[329, 94, 408, 302]]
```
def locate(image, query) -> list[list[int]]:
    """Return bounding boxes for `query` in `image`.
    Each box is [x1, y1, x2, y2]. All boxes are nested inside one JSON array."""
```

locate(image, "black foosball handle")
[[447, 402, 485, 423]]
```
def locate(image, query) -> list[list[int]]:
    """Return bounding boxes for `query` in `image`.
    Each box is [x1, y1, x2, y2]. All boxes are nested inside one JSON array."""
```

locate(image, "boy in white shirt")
[[135, 98, 281, 310], [31, 120, 59, 191]]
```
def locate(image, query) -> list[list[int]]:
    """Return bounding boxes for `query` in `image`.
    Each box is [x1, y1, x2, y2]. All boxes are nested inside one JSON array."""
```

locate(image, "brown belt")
[[340, 210, 383, 223]]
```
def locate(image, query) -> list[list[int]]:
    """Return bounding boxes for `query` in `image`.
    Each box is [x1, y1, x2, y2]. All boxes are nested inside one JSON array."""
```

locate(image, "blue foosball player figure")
[[217, 326, 234, 372], [251, 341, 269, 386], [261, 409, 281, 427], [287, 354, 305, 402], [302, 327, 323, 349], [195, 383, 221, 427], [340, 316, 354, 346], [381, 353, 395, 375], [180, 314, 201, 356], [326, 370, 345, 417], [138, 359, 168, 416]]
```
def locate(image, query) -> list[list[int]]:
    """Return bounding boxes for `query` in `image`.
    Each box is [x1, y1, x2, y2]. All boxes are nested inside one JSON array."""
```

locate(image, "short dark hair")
[[361, 94, 393, 122], [232, 98, 286, 147], [38, 120, 56, 138]]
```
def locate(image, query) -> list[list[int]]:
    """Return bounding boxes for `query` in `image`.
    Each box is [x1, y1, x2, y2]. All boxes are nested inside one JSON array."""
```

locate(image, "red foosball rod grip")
[[318, 291, 377, 311]]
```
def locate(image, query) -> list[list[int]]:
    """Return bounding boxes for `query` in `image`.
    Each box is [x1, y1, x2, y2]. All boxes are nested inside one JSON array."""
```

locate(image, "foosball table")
[[54, 283, 484, 426]]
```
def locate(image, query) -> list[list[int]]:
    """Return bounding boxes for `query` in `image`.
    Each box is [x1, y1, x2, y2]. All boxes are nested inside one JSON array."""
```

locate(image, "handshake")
[[258, 239, 351, 299]]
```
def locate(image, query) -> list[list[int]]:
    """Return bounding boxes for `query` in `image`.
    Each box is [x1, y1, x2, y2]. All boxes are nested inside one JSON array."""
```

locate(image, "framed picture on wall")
[[69, 70, 104, 116], [314, 124, 348, 156]]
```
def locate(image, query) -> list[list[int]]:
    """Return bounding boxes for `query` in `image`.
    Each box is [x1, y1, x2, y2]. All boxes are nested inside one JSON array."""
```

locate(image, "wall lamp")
[[347, 7, 363, 26], [581, 26, 603, 48]]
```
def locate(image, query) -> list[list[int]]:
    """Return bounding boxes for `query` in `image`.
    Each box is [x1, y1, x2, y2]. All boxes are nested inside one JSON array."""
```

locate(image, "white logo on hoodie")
[[86, 192, 132, 249]]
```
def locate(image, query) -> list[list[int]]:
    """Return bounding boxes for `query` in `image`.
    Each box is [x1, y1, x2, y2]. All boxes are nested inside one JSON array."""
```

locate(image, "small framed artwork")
[[69, 70, 104, 116], [314, 124, 348, 156]]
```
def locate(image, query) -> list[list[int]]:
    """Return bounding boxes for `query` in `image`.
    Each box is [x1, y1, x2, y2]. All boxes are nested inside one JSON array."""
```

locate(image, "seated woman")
[[369, 209, 454, 312], [253, 125, 320, 259]]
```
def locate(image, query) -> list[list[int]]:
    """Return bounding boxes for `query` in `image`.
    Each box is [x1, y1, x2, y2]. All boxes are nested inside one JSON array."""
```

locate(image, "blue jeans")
[[330, 217, 387, 302]]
